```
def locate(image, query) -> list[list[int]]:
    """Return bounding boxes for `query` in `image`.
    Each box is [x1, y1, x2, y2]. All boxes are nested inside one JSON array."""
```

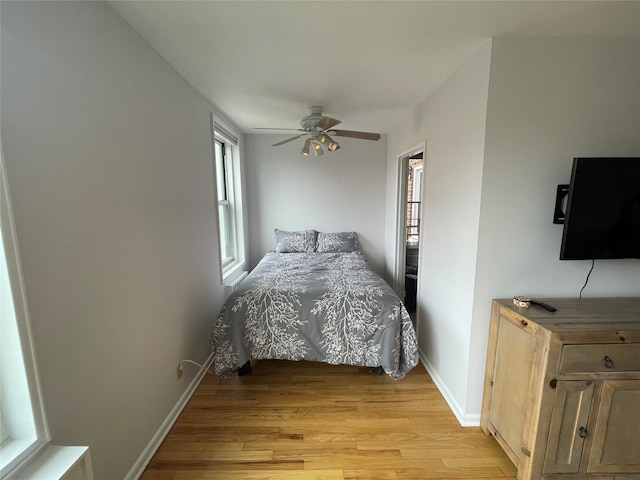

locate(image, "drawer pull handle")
[[578, 426, 588, 438], [602, 355, 613, 368]]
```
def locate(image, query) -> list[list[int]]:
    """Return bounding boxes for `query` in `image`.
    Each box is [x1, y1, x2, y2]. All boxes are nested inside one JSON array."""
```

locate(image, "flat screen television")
[[560, 157, 640, 260]]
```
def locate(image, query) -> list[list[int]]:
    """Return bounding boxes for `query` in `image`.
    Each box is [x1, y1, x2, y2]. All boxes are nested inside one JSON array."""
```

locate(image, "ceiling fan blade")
[[255, 127, 303, 132], [315, 116, 341, 131], [272, 134, 307, 146], [329, 129, 381, 141]]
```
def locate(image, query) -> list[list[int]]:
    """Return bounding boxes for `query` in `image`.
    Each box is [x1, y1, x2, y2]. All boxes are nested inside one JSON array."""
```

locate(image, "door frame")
[[392, 141, 426, 298]]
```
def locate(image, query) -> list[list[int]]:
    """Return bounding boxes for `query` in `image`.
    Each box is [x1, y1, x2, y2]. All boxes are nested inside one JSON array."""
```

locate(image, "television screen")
[[560, 157, 640, 260]]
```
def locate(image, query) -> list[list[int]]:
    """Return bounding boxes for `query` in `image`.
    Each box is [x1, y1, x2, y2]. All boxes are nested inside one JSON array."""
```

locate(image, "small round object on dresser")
[[513, 296, 531, 308]]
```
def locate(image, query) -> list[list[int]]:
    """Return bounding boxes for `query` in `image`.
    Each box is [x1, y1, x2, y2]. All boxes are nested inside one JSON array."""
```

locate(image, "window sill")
[[222, 261, 246, 286], [14, 446, 93, 480]]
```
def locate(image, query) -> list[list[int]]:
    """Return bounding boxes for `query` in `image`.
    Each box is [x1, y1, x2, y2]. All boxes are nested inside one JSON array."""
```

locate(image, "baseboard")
[[418, 349, 480, 427], [124, 351, 215, 480]]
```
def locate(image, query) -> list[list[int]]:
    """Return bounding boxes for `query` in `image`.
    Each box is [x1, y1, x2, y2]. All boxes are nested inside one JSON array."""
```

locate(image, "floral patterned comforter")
[[210, 252, 419, 379]]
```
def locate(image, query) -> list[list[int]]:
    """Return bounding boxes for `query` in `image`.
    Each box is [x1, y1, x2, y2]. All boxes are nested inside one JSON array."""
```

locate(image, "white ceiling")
[[109, 1, 640, 135]]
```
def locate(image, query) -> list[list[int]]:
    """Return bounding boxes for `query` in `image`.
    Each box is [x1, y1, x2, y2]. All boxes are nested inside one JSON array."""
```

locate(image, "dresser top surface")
[[494, 297, 640, 332]]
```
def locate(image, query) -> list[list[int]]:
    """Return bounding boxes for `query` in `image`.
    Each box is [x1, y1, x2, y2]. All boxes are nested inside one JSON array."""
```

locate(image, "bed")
[[210, 230, 419, 380]]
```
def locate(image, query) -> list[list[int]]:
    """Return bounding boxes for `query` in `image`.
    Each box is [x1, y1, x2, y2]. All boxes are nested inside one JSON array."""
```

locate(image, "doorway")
[[394, 143, 425, 321], [404, 152, 423, 313]]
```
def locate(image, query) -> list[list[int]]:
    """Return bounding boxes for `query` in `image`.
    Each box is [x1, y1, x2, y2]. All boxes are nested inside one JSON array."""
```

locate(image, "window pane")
[[214, 141, 226, 202], [218, 202, 231, 261], [1, 213, 38, 473]]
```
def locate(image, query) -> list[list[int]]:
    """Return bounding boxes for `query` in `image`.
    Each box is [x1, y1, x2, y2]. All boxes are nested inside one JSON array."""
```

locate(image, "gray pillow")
[[316, 231, 359, 253], [274, 229, 317, 253]]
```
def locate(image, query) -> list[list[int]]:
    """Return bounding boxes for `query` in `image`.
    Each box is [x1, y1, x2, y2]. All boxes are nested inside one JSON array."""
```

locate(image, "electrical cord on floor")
[[579, 259, 595, 298], [180, 359, 216, 376]]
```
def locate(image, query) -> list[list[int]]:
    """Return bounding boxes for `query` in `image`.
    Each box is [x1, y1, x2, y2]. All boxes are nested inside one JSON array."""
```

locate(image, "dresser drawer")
[[559, 344, 640, 373]]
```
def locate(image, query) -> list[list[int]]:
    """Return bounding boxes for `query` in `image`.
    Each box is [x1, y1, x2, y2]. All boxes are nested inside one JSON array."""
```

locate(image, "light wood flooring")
[[141, 359, 517, 480]]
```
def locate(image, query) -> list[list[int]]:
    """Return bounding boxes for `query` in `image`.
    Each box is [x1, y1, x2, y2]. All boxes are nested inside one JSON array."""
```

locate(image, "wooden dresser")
[[480, 297, 640, 480]]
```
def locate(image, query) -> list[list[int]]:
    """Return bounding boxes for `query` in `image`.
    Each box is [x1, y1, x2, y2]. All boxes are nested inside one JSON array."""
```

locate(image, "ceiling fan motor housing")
[[300, 106, 326, 130]]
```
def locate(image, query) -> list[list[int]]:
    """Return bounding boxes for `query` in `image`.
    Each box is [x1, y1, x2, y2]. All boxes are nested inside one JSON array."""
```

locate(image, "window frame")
[[1, 152, 50, 479], [214, 139, 235, 269], [212, 116, 245, 283]]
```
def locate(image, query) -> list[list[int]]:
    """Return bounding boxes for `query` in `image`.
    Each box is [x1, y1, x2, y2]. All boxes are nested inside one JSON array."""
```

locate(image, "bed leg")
[[238, 361, 252, 376], [370, 366, 385, 377]]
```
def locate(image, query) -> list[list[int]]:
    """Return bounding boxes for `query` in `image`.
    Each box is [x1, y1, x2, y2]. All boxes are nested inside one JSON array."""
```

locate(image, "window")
[[0, 154, 49, 478], [212, 118, 245, 282], [406, 158, 423, 244]]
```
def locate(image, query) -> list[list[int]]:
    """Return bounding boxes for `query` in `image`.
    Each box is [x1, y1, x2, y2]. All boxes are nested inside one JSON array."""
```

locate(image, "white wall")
[[385, 41, 492, 424], [469, 36, 640, 414], [245, 133, 388, 274], [1, 2, 236, 478], [387, 36, 640, 425]]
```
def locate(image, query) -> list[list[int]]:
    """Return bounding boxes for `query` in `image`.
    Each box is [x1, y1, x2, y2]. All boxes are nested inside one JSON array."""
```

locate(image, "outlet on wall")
[[176, 361, 183, 379]]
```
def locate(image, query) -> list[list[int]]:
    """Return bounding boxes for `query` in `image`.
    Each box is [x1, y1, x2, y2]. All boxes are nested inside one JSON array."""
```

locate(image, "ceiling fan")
[[256, 106, 381, 157]]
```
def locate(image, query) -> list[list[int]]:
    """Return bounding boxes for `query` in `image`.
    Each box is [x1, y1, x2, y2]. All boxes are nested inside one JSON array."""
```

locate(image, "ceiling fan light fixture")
[[301, 138, 311, 156], [319, 133, 339, 152], [312, 141, 324, 157]]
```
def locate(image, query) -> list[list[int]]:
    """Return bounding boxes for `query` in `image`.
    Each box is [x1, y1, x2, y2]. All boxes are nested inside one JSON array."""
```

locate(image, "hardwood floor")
[[141, 359, 517, 480]]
